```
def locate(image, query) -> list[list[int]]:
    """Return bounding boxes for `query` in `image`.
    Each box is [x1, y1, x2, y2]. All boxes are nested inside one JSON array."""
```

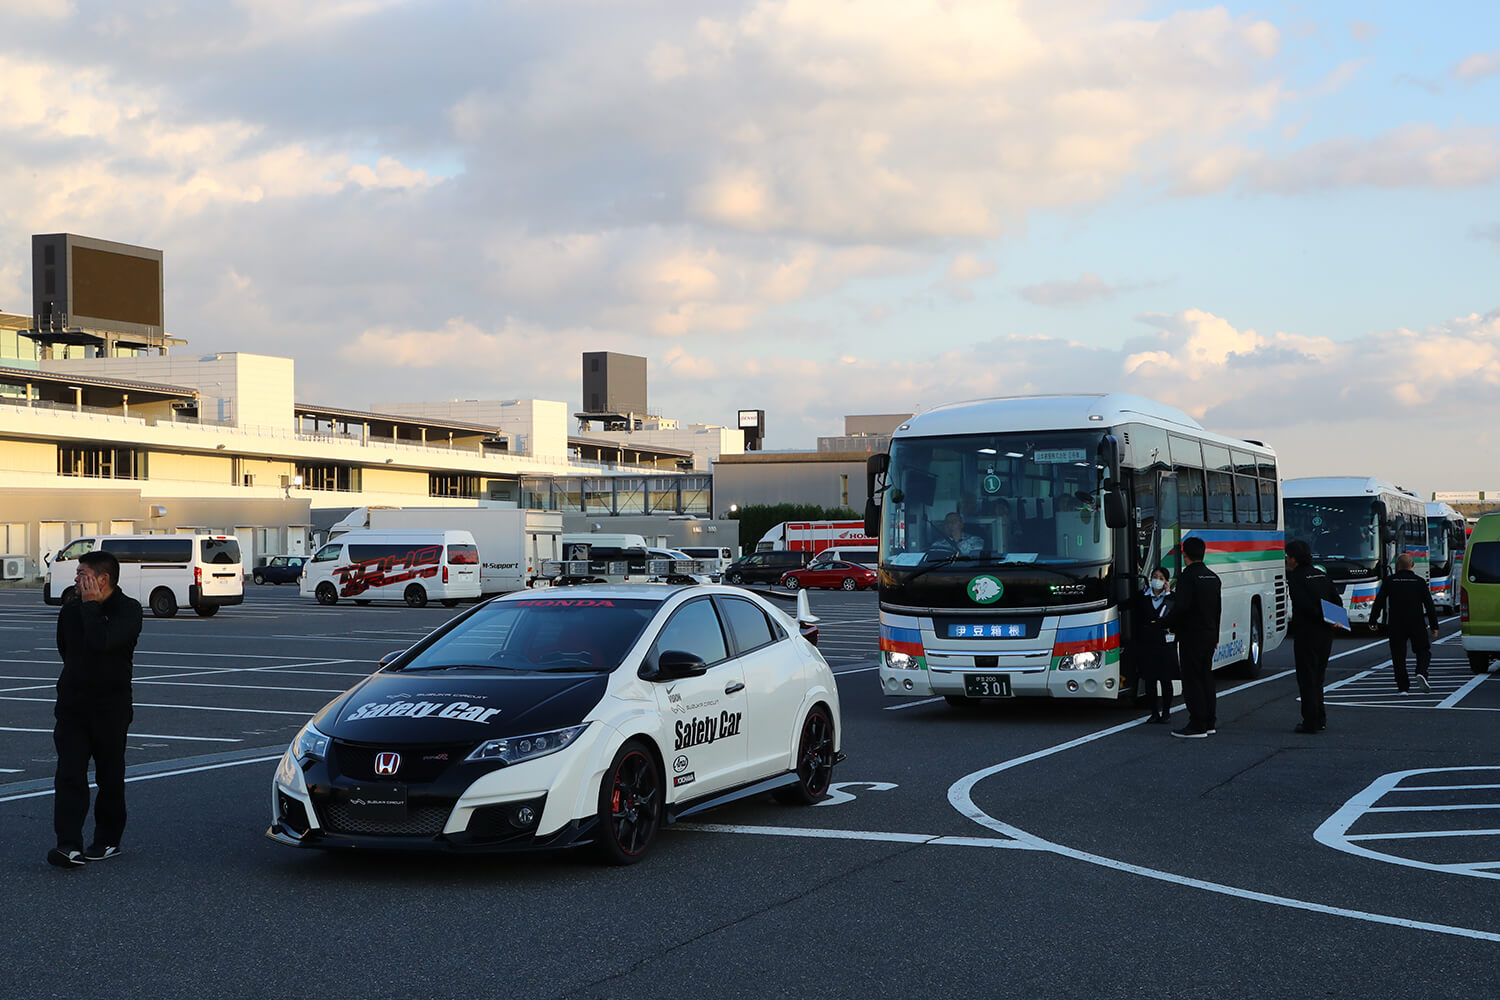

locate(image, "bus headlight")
[[1057, 651, 1099, 671], [885, 651, 919, 670]]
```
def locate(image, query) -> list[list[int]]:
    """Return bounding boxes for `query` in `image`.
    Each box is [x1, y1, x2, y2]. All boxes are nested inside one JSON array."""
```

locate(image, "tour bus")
[[865, 394, 1286, 705], [1426, 501, 1468, 611], [300, 529, 482, 607], [44, 533, 245, 618], [1281, 478, 1429, 625]]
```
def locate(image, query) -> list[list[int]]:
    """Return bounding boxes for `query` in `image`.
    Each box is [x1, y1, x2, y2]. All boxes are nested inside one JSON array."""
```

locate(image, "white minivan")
[[44, 534, 245, 618], [300, 530, 482, 608], [807, 545, 879, 568]]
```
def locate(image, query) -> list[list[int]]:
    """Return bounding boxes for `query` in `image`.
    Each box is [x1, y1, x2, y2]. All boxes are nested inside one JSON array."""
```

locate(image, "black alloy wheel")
[[315, 583, 338, 606], [775, 706, 836, 805], [194, 605, 219, 617], [840, 577, 857, 591], [149, 587, 178, 618], [596, 741, 661, 865], [404, 584, 428, 608]]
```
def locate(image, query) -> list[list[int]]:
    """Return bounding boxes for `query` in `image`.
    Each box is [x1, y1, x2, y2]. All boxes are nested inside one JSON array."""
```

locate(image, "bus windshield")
[[881, 431, 1111, 568], [1427, 519, 1450, 565], [1284, 497, 1379, 570]]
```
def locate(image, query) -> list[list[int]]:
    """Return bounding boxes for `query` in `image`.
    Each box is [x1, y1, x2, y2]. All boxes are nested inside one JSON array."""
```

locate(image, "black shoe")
[[1417, 674, 1431, 693], [47, 848, 86, 869], [1146, 712, 1162, 723], [83, 844, 120, 862], [1294, 723, 1319, 734], [1172, 726, 1209, 739]]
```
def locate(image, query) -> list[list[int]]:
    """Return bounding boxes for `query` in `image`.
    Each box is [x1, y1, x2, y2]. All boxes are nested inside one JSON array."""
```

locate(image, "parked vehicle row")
[[43, 533, 244, 618]]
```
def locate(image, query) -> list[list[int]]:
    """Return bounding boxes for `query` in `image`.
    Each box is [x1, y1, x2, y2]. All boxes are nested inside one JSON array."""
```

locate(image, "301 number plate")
[[963, 673, 1012, 698]]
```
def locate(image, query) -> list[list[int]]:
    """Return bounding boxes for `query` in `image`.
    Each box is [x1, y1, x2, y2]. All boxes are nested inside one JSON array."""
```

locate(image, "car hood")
[[318, 670, 609, 742]]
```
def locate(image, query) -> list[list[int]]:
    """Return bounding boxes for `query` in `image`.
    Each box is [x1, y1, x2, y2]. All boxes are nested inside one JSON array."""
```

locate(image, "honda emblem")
[[374, 751, 401, 776]]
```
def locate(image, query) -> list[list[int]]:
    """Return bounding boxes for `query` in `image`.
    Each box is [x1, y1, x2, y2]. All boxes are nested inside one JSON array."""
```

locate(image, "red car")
[[780, 561, 877, 592]]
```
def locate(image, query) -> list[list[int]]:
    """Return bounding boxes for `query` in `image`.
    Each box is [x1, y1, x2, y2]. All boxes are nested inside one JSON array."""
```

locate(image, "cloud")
[[1454, 48, 1500, 82], [1020, 272, 1167, 307], [1349, 20, 1378, 43], [1473, 223, 1500, 249], [0, 0, 73, 19], [1245, 124, 1500, 192]]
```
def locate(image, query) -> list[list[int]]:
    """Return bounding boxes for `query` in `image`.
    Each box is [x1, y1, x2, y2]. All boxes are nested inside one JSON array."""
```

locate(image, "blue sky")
[[0, 0, 1496, 495]]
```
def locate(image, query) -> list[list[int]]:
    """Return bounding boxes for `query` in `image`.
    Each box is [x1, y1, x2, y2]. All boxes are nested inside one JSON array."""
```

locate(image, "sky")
[[1, 0, 1497, 496]]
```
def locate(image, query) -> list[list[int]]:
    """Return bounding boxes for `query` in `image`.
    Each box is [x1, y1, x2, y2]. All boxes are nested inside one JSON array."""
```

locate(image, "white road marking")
[[0, 695, 309, 716], [884, 697, 945, 712], [679, 822, 1038, 849], [1438, 673, 1491, 709], [133, 679, 348, 694], [0, 754, 281, 803], [0, 725, 241, 742]]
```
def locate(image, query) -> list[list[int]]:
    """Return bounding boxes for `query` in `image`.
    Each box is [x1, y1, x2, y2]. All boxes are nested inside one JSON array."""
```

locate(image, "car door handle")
[[724, 681, 745, 695]]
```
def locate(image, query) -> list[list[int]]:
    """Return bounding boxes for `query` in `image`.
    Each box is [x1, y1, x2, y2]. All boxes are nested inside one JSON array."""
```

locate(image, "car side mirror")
[[378, 649, 406, 669], [655, 650, 709, 679]]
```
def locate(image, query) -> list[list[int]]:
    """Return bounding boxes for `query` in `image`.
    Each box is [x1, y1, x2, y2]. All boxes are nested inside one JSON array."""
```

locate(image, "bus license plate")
[[963, 674, 1012, 698]]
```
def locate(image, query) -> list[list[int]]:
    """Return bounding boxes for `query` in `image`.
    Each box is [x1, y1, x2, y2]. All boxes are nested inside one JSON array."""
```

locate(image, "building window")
[[295, 462, 359, 492], [58, 445, 146, 480], [429, 473, 480, 498], [840, 474, 849, 507]]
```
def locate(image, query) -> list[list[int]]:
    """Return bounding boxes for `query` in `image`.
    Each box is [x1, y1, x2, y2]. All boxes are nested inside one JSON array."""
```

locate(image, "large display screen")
[[70, 246, 162, 327]]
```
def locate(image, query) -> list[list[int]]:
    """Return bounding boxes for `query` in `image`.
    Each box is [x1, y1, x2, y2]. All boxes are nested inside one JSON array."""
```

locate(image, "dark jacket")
[[56, 588, 143, 708], [1128, 589, 1180, 680], [1166, 561, 1221, 643], [1288, 562, 1340, 637], [1370, 569, 1440, 634]]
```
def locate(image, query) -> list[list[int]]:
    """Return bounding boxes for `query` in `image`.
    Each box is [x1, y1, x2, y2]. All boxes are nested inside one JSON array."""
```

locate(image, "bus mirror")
[[865, 453, 889, 538], [864, 500, 879, 540], [1103, 490, 1128, 530], [1097, 434, 1122, 480]]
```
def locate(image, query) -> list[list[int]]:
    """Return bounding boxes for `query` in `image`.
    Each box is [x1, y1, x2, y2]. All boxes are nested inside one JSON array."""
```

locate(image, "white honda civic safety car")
[[267, 584, 842, 864]]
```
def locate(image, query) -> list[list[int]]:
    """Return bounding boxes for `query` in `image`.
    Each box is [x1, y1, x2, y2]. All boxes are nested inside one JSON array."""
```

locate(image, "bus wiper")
[[902, 553, 981, 584]]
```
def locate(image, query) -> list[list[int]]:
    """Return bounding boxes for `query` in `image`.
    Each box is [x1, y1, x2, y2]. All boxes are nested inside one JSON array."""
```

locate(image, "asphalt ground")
[[1, 584, 1497, 999]]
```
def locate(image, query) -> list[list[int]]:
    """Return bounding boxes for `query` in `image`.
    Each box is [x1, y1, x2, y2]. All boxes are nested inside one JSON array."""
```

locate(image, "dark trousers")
[[1388, 630, 1431, 691], [53, 702, 132, 851], [1294, 629, 1333, 728], [1178, 637, 1216, 730]]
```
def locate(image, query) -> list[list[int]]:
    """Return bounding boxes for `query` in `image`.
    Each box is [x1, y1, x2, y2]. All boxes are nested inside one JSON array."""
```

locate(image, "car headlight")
[[1057, 651, 1100, 671], [291, 721, 330, 762], [885, 650, 918, 670], [466, 723, 590, 766]]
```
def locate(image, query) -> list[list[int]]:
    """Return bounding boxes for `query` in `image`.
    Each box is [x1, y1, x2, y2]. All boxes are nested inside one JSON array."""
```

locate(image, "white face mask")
[[1150, 578, 1166, 593]]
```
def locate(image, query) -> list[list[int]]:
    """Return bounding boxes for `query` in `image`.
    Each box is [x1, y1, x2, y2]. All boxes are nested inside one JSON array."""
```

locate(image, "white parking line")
[[0, 725, 241, 742], [0, 695, 309, 716], [680, 822, 1038, 849], [0, 754, 280, 803], [884, 697, 944, 712]]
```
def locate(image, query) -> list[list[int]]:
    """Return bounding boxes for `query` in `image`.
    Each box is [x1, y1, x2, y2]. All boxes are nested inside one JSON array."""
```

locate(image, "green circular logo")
[[982, 473, 1002, 495], [967, 575, 1004, 604]]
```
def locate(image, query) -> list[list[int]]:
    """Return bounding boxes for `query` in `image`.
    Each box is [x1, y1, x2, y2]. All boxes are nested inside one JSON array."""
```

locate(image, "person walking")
[[1370, 552, 1441, 695], [1129, 566, 1179, 723], [1286, 539, 1339, 733], [1166, 536, 1221, 739], [49, 550, 142, 869]]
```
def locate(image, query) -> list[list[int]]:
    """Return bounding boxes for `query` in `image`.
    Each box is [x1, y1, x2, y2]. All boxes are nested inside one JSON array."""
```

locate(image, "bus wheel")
[[404, 584, 428, 608], [1238, 604, 1264, 678], [149, 588, 178, 618], [1469, 652, 1492, 675], [315, 583, 338, 606]]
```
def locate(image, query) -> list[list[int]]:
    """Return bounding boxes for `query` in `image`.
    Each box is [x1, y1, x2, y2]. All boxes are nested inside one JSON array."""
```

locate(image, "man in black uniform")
[[1370, 552, 1441, 695], [1286, 539, 1339, 733], [49, 550, 142, 869], [1166, 536, 1222, 739]]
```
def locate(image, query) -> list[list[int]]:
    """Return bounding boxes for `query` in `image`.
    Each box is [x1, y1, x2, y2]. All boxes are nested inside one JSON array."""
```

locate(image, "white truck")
[[330, 507, 563, 595], [756, 519, 875, 554]]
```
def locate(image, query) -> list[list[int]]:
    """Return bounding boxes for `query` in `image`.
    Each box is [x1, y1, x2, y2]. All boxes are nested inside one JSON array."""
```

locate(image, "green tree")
[[727, 503, 861, 555]]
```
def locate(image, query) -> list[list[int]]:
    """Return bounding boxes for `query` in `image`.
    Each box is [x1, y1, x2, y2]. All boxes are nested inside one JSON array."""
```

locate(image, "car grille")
[[332, 741, 469, 783], [321, 803, 452, 837]]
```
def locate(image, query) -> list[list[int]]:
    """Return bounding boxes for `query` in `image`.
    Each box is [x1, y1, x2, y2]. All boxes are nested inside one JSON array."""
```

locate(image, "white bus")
[[44, 534, 245, 618], [1282, 478, 1429, 625], [866, 394, 1286, 704], [1426, 501, 1467, 611], [300, 530, 482, 607]]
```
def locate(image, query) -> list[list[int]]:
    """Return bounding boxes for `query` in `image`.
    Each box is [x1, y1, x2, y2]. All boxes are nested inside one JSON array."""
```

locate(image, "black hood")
[[318, 670, 609, 743]]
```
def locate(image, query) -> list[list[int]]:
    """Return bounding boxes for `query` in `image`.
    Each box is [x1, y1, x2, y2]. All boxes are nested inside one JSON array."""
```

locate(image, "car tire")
[[840, 577, 857, 591], [404, 584, 428, 608], [194, 605, 219, 617], [774, 705, 836, 805], [315, 583, 338, 606], [253, 573, 264, 585], [441, 599, 458, 608], [727, 572, 744, 585], [783, 576, 800, 591], [61, 585, 76, 604], [149, 587, 178, 618], [595, 740, 662, 865], [1469, 652, 1491, 675], [355, 599, 371, 606]]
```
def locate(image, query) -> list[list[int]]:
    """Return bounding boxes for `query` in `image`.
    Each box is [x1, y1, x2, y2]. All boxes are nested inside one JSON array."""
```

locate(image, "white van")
[[300, 530, 482, 607], [808, 545, 879, 568], [44, 534, 245, 618]]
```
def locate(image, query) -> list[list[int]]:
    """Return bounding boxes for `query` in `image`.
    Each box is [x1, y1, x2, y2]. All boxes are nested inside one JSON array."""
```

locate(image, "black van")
[[724, 549, 813, 585]]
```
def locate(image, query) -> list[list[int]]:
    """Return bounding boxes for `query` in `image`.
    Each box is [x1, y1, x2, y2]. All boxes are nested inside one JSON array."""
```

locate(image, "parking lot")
[[3, 584, 1498, 999]]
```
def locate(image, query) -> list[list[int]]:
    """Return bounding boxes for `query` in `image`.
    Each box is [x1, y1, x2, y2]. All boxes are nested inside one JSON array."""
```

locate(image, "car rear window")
[[446, 544, 479, 564], [1469, 542, 1500, 585], [200, 538, 241, 565], [719, 597, 778, 653], [399, 598, 658, 673]]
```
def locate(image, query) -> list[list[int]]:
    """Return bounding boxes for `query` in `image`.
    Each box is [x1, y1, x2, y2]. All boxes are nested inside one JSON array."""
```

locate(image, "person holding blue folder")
[[1286, 540, 1339, 733]]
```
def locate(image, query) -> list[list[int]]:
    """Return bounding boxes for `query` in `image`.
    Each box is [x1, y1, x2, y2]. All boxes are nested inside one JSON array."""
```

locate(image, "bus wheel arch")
[[1238, 598, 1264, 678]]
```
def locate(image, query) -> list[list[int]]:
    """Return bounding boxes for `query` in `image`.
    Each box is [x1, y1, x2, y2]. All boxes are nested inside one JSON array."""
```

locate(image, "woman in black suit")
[[1130, 566, 1180, 722]]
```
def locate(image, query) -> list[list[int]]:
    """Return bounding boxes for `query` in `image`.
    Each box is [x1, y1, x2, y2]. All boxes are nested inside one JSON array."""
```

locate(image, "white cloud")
[[1454, 48, 1500, 82], [0, 0, 73, 19]]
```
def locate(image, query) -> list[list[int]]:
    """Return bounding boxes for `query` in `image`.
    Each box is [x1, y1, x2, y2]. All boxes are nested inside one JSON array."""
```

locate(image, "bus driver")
[[928, 512, 986, 560]]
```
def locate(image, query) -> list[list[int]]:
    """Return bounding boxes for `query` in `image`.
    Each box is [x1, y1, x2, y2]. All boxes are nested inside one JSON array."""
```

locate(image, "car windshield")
[[882, 430, 1112, 568], [395, 598, 658, 673], [1284, 496, 1380, 570]]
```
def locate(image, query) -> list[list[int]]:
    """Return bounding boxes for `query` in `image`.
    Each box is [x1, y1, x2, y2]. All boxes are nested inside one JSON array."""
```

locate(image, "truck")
[[329, 507, 563, 595], [756, 519, 876, 555]]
